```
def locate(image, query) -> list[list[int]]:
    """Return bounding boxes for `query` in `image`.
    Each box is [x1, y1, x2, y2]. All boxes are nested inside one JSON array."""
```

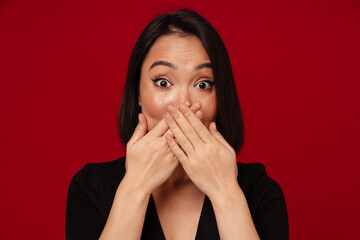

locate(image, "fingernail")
[[194, 102, 201, 109], [138, 113, 142, 122], [179, 104, 187, 113], [185, 101, 191, 107], [191, 102, 200, 111], [195, 111, 203, 119], [165, 113, 174, 123], [213, 122, 217, 130], [167, 105, 176, 114], [165, 134, 173, 142]]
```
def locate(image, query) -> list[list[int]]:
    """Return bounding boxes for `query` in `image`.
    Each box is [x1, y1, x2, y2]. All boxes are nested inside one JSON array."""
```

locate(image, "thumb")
[[128, 113, 148, 145], [209, 122, 235, 154]]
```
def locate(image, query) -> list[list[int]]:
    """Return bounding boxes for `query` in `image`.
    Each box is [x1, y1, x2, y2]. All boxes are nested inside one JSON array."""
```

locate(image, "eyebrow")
[[149, 60, 176, 70], [149, 60, 212, 71], [194, 62, 212, 71]]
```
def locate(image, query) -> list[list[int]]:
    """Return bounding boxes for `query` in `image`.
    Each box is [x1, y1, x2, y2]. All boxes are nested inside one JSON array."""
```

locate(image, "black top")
[[66, 156, 289, 240]]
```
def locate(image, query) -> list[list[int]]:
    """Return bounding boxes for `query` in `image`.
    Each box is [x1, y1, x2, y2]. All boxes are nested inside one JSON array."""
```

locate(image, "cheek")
[[140, 90, 175, 130], [146, 94, 168, 117], [195, 94, 217, 128], [202, 105, 217, 127]]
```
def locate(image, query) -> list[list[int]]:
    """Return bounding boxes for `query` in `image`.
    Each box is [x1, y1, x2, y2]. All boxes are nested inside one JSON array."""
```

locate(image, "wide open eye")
[[152, 78, 172, 88], [195, 80, 214, 90]]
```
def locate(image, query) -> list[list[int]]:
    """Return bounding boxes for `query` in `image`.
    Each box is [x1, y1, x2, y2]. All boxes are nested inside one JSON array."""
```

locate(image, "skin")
[[99, 34, 260, 240], [139, 34, 217, 131], [138, 34, 218, 239]]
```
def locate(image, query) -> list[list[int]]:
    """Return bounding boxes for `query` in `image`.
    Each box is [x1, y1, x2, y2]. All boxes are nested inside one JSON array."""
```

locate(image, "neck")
[[166, 163, 190, 186], [156, 163, 191, 194], [153, 163, 203, 200]]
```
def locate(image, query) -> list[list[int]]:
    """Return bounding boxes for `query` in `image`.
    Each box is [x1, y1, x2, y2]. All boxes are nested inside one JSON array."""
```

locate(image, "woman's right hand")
[[123, 102, 202, 195]]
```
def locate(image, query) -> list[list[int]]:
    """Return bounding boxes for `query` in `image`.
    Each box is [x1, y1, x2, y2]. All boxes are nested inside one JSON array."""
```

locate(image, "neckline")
[[149, 193, 208, 239]]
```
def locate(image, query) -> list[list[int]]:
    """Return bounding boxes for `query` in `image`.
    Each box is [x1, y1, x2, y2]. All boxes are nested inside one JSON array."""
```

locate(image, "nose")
[[175, 87, 192, 107]]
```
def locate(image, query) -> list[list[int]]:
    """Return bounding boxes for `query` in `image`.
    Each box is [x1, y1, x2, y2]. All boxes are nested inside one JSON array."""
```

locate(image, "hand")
[[164, 103, 238, 199], [124, 102, 203, 195]]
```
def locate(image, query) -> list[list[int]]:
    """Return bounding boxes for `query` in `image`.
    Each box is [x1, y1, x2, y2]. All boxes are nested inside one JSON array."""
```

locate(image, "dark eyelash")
[[197, 80, 215, 90], [151, 78, 172, 89], [151, 78, 214, 90], [151, 78, 168, 85], [203, 80, 214, 86]]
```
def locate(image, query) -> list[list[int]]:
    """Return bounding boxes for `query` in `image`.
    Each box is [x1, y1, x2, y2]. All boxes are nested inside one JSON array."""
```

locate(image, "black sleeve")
[[66, 164, 104, 240], [251, 164, 289, 240]]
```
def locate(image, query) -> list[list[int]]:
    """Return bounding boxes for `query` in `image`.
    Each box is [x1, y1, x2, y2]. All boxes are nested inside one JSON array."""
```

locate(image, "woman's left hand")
[[164, 103, 239, 199]]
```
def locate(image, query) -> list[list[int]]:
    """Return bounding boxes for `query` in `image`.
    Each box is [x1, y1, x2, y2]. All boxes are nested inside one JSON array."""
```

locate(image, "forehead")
[[142, 34, 210, 67]]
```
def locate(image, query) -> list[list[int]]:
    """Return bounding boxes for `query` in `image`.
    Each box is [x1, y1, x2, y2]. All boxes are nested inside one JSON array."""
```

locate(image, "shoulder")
[[68, 156, 126, 198], [236, 162, 286, 216], [236, 162, 283, 194], [71, 156, 126, 182], [236, 162, 274, 187]]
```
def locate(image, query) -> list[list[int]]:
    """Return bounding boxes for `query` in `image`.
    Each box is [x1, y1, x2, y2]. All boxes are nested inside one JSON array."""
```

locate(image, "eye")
[[152, 78, 172, 88], [195, 80, 214, 90]]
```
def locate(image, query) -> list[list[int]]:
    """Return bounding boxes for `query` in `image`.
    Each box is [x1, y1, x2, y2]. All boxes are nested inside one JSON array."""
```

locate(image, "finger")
[[167, 105, 203, 147], [189, 102, 204, 120], [165, 112, 196, 155], [148, 118, 169, 137], [178, 103, 213, 143], [165, 133, 189, 167], [182, 101, 202, 115], [164, 149, 180, 170], [128, 113, 148, 145], [195, 111, 203, 119], [188, 102, 202, 119], [152, 103, 202, 138], [163, 129, 179, 147], [160, 103, 202, 140], [209, 122, 236, 155], [162, 111, 202, 141], [190, 102, 201, 112]]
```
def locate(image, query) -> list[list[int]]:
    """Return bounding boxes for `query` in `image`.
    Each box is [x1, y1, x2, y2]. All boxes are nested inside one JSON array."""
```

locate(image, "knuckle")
[[135, 125, 143, 132], [169, 122, 177, 131], [173, 111, 181, 119], [179, 135, 188, 143], [193, 121, 202, 130], [170, 119, 177, 127], [184, 126, 194, 135], [184, 110, 192, 118], [180, 156, 187, 163], [168, 139, 177, 148], [177, 135, 187, 145], [214, 132, 222, 139]]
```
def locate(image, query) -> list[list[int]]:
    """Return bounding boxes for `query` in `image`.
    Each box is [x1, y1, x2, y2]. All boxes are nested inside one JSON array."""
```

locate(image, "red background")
[[1, 0, 359, 239]]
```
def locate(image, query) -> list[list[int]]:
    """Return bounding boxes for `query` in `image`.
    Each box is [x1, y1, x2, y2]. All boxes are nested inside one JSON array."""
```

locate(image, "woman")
[[66, 9, 289, 240]]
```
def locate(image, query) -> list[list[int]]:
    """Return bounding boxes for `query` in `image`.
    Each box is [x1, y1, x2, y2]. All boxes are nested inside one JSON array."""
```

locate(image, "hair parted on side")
[[118, 9, 245, 154]]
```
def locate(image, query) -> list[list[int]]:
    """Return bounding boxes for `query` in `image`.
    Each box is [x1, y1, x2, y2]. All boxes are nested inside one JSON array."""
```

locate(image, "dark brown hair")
[[118, 9, 245, 153]]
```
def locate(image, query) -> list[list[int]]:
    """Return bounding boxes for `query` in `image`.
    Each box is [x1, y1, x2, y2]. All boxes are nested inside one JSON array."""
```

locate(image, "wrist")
[[118, 174, 151, 201], [209, 181, 245, 209]]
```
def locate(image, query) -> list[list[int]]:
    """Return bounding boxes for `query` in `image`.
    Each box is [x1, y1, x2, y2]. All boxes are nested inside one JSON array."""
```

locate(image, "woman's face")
[[139, 34, 217, 131]]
